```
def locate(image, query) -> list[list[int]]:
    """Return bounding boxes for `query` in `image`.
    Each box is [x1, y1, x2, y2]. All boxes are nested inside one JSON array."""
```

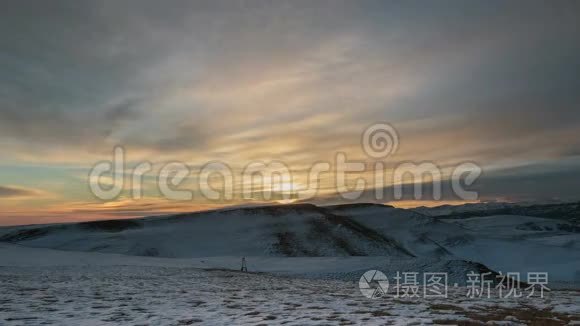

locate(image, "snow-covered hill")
[[1, 203, 579, 283], [413, 201, 580, 224], [0, 204, 416, 258]]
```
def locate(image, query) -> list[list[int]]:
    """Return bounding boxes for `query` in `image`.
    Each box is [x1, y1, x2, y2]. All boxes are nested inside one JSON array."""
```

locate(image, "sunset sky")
[[1, 1, 579, 225]]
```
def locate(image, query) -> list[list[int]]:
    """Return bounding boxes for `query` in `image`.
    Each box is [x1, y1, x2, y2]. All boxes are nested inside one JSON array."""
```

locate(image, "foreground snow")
[[1, 265, 578, 326], [1, 244, 579, 325]]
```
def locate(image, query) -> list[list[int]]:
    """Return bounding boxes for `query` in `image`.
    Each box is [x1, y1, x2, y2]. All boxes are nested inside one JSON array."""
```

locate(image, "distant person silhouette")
[[241, 257, 248, 272]]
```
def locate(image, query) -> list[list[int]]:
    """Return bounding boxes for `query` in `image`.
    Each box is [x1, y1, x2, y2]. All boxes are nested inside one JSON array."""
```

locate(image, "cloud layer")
[[1, 1, 579, 224], [0, 185, 42, 199]]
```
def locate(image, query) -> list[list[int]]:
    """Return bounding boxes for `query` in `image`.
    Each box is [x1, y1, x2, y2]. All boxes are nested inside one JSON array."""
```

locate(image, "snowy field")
[[1, 244, 579, 325], [1, 265, 579, 326]]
